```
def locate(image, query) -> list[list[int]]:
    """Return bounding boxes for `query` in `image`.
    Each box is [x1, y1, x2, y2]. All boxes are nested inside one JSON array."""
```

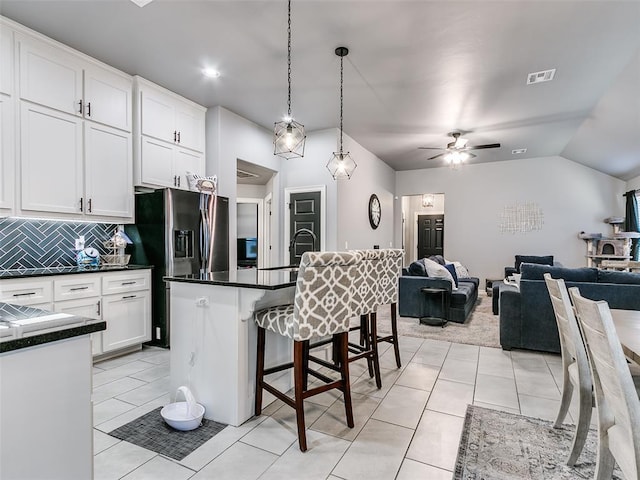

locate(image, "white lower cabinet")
[[54, 297, 103, 355], [101, 289, 150, 353], [0, 269, 151, 358]]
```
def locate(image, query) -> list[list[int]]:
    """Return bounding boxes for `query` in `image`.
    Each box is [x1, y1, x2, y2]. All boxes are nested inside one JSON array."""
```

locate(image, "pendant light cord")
[[287, 0, 292, 118], [339, 53, 344, 153]]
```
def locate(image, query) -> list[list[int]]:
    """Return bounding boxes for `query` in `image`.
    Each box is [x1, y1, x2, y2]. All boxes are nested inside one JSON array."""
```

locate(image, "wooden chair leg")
[[255, 326, 265, 416], [567, 385, 592, 466], [338, 332, 354, 428], [362, 314, 374, 378], [369, 312, 382, 389], [390, 303, 402, 368], [293, 340, 308, 452]]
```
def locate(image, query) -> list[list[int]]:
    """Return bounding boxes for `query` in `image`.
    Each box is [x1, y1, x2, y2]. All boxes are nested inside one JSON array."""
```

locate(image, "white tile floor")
[[92, 333, 569, 480]]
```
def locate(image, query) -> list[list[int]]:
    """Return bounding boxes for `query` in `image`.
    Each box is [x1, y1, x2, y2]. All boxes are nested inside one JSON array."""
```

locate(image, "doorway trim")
[[284, 185, 326, 259], [237, 197, 265, 268], [263, 192, 273, 268]]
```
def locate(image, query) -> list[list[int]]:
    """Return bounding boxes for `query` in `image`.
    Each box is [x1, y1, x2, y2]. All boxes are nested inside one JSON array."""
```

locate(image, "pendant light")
[[274, 0, 306, 159], [327, 46, 357, 180]]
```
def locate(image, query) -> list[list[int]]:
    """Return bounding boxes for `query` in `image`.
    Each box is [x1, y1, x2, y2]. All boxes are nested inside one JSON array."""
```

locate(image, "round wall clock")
[[368, 194, 381, 229]]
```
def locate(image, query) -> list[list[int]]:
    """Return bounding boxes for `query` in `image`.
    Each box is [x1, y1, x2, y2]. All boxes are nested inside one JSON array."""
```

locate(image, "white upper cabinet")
[[17, 33, 83, 116], [139, 79, 205, 152], [84, 64, 132, 132], [134, 76, 206, 191], [1, 27, 13, 96], [0, 94, 14, 215], [20, 102, 83, 215], [84, 122, 133, 218], [17, 33, 132, 132]]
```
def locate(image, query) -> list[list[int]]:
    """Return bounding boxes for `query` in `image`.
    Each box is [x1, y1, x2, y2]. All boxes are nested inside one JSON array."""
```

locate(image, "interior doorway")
[[284, 185, 326, 264], [401, 193, 445, 263]]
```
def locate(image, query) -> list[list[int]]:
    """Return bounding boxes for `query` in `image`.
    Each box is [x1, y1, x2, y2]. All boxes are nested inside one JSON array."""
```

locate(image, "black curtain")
[[624, 190, 639, 261]]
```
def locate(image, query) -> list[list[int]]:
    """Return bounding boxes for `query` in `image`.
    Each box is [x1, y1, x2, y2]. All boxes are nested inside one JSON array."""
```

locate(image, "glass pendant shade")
[[327, 151, 357, 180], [274, 119, 305, 159], [444, 150, 469, 169], [273, 0, 305, 159]]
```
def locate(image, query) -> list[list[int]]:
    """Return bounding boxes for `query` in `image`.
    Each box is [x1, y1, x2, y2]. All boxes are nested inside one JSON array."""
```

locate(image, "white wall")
[[627, 175, 640, 191], [206, 106, 283, 267], [237, 203, 257, 238], [395, 156, 626, 283], [237, 184, 266, 198], [336, 132, 396, 250]]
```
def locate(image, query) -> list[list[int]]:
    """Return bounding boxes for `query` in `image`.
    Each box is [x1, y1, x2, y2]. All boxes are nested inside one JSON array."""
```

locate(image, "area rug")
[[376, 292, 500, 348], [108, 407, 227, 461], [454, 405, 622, 479]]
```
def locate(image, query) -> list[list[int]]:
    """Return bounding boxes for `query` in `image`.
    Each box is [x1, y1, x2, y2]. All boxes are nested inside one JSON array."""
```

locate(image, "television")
[[237, 237, 258, 266]]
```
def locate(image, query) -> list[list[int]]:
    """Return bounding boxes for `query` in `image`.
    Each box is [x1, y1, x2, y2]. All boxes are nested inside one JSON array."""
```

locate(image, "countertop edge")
[[0, 264, 153, 279], [164, 276, 296, 290], [0, 320, 106, 354]]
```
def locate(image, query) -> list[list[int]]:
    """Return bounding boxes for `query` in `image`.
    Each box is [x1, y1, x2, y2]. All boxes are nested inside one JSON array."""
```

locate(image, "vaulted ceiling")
[[2, 0, 639, 180]]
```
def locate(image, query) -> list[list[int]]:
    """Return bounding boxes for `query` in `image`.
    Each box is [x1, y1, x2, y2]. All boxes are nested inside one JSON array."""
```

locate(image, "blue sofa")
[[399, 259, 479, 324], [500, 263, 640, 353]]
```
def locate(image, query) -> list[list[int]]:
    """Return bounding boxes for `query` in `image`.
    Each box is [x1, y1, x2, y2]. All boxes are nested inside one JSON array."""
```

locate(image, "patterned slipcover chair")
[[254, 250, 362, 452]]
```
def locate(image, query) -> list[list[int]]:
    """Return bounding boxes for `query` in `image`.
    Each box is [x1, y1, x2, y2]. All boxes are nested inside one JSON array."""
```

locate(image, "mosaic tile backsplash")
[[0, 218, 118, 269]]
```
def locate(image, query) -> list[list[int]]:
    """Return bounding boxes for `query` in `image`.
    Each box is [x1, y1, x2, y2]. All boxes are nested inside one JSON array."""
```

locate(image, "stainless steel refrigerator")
[[126, 188, 229, 347]]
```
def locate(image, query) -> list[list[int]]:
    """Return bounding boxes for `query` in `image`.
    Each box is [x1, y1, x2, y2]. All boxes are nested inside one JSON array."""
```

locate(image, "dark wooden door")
[[289, 191, 321, 265], [417, 214, 444, 258]]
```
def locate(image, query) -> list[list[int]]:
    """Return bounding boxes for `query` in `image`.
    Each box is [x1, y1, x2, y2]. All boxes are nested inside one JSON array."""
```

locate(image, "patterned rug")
[[376, 292, 500, 348], [455, 405, 622, 479], [109, 407, 227, 461]]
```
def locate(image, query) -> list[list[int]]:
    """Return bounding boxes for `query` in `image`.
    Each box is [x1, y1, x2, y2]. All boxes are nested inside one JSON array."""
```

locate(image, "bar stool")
[[254, 251, 361, 452], [373, 249, 404, 368]]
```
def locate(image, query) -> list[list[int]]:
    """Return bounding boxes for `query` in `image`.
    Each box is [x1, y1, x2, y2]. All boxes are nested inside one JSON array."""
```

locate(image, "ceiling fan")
[[419, 132, 500, 166]]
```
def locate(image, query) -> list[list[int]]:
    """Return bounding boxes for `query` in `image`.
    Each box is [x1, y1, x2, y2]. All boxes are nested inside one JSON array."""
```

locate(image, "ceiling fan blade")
[[427, 153, 446, 160], [466, 143, 501, 150], [418, 147, 443, 150]]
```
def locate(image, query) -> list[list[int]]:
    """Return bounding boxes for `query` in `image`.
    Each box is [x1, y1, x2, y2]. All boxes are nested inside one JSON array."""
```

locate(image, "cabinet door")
[[140, 136, 174, 188], [102, 290, 150, 352], [174, 148, 204, 191], [1, 27, 13, 96], [140, 89, 174, 143], [85, 122, 132, 219], [0, 278, 53, 306], [0, 94, 14, 213], [175, 103, 204, 152], [20, 102, 83, 214], [54, 297, 102, 355], [84, 64, 132, 132], [17, 34, 83, 116]]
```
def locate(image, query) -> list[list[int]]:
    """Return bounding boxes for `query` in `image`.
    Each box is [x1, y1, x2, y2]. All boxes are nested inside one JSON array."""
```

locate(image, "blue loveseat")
[[500, 263, 640, 353], [399, 258, 479, 324]]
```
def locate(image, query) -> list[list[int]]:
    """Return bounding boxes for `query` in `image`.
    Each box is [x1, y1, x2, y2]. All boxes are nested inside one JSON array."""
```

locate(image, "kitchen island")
[[165, 268, 297, 426], [0, 302, 105, 480]]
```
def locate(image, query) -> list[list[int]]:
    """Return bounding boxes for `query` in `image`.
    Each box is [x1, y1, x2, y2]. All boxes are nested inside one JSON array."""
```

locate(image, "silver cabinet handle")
[[122, 295, 137, 299], [70, 286, 89, 291], [97, 300, 101, 316], [13, 292, 36, 297], [121, 281, 136, 285]]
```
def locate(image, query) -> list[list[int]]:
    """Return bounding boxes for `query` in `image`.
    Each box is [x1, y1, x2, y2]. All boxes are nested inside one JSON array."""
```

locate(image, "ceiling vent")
[[526, 69, 556, 85], [237, 169, 259, 179]]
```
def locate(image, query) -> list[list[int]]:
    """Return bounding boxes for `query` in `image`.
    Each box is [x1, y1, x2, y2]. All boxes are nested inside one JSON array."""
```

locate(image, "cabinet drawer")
[[54, 275, 101, 301], [102, 270, 150, 295], [0, 278, 53, 305]]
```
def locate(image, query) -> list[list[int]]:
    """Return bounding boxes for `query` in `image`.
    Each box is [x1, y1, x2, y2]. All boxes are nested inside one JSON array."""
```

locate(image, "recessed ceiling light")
[[512, 148, 527, 154], [202, 68, 221, 79], [526, 69, 556, 85], [130, 0, 153, 7]]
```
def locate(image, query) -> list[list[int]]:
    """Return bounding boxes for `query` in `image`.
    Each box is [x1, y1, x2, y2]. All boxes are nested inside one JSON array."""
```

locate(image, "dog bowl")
[[161, 386, 205, 431]]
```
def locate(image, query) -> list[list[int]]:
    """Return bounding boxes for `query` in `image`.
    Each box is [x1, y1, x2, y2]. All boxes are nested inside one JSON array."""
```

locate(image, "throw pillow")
[[452, 261, 471, 279], [423, 258, 457, 290], [515, 255, 553, 273], [408, 259, 427, 276], [428, 255, 446, 265], [444, 263, 459, 287]]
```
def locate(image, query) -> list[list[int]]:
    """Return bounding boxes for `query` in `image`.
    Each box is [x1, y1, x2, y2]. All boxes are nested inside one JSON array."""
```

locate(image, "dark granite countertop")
[[164, 267, 297, 290], [0, 264, 152, 279], [0, 302, 106, 353]]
